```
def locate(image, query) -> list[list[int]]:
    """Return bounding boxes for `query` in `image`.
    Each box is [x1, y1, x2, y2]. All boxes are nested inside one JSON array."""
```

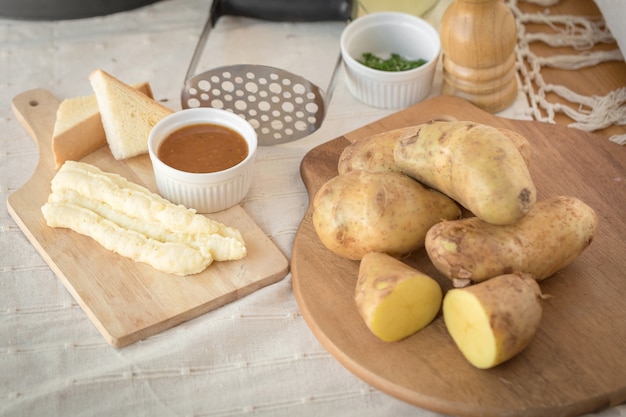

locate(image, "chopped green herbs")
[[358, 52, 427, 72]]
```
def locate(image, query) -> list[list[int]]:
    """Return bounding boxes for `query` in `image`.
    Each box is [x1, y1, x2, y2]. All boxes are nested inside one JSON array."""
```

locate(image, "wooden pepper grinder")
[[440, 0, 518, 113]]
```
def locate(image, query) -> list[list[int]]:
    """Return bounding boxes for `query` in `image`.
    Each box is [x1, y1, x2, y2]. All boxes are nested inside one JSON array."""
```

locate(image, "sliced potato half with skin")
[[356, 252, 443, 342], [443, 273, 543, 369]]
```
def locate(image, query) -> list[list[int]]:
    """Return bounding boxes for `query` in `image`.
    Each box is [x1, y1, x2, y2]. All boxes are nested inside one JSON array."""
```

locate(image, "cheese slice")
[[42, 161, 247, 276], [43, 202, 209, 276]]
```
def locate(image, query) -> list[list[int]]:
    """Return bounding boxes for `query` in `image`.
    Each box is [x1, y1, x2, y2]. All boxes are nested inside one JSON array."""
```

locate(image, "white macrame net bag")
[[509, 0, 626, 144]]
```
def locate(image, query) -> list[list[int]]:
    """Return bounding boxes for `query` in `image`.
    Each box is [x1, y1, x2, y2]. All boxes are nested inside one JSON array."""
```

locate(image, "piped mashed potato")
[[42, 161, 246, 276]]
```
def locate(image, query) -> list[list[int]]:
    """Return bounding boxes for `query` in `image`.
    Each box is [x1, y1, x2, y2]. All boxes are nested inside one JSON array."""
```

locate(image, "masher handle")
[[185, 0, 354, 89], [211, 0, 355, 25]]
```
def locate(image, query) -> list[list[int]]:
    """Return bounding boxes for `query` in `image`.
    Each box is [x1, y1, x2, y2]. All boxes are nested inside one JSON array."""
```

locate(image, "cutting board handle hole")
[[28, 100, 39, 107]]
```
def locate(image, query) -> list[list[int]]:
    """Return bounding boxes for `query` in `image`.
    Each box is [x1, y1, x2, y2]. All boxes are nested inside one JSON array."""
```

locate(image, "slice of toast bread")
[[89, 69, 173, 160], [51, 81, 153, 169]]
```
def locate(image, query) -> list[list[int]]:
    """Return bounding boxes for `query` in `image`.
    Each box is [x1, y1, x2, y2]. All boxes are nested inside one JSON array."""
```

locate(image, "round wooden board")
[[291, 96, 626, 417]]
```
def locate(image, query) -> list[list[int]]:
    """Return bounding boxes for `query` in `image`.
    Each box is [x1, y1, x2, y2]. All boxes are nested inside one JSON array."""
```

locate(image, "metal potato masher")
[[181, 0, 355, 145]]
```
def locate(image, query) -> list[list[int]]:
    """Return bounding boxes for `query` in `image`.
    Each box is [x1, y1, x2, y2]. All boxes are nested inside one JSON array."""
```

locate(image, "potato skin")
[[339, 125, 531, 176], [312, 170, 461, 260], [394, 120, 536, 225], [499, 127, 532, 166], [338, 126, 420, 175], [425, 196, 598, 285]]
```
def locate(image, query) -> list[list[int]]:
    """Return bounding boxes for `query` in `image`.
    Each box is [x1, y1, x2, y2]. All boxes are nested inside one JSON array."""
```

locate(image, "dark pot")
[[0, 0, 162, 20]]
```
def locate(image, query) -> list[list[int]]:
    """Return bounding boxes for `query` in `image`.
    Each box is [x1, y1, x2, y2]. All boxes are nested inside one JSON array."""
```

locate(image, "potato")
[[339, 124, 532, 177], [426, 196, 598, 287], [499, 127, 532, 166], [394, 120, 536, 225], [355, 252, 442, 342], [337, 126, 420, 175], [443, 273, 543, 369], [312, 170, 461, 260]]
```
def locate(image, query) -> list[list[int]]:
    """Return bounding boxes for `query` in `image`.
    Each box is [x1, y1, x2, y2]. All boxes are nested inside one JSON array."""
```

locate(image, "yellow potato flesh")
[[368, 277, 442, 342], [443, 274, 542, 369], [356, 252, 442, 342], [442, 289, 498, 368]]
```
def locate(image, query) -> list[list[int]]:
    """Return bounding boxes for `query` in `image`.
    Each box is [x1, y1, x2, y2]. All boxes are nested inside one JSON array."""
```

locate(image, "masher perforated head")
[[182, 64, 327, 145], [180, 0, 354, 145]]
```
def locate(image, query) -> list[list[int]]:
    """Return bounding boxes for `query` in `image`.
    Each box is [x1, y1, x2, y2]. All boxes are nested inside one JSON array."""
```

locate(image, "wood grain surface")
[[8, 89, 289, 348], [292, 95, 626, 417]]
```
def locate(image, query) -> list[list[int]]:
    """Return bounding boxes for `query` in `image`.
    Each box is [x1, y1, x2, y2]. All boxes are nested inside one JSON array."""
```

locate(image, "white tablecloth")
[[1, 1, 624, 416]]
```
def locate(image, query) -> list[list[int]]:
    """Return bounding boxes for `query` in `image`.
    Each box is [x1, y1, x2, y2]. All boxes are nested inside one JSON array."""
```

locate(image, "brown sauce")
[[158, 123, 248, 173]]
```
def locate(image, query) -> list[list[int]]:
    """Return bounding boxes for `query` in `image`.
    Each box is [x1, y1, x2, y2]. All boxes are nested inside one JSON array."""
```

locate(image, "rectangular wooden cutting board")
[[292, 95, 626, 417], [8, 88, 289, 348]]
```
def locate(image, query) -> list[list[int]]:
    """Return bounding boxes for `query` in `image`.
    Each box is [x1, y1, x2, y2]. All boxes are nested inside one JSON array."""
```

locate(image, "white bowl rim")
[[148, 107, 258, 184], [340, 11, 441, 79]]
